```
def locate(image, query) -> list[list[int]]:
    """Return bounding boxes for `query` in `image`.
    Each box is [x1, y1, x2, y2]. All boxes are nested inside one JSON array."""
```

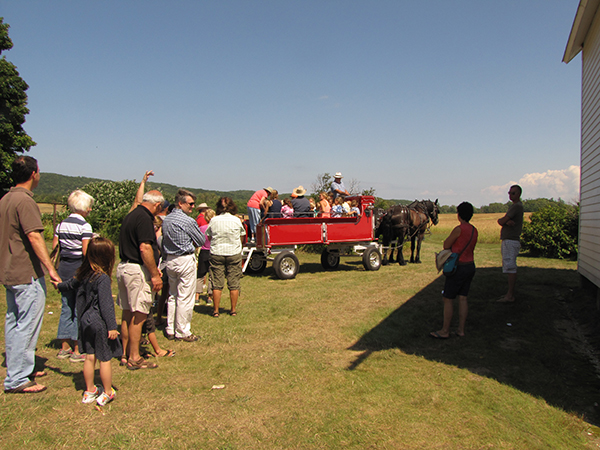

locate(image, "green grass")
[[0, 216, 599, 449]]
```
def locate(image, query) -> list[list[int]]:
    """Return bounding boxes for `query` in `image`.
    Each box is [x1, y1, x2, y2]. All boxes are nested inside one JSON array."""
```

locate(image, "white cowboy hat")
[[435, 249, 453, 273], [293, 185, 306, 196], [334, 172, 343, 178]]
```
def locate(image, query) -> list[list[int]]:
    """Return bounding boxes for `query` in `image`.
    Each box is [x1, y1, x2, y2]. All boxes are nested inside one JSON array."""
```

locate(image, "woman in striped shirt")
[[52, 190, 94, 362]]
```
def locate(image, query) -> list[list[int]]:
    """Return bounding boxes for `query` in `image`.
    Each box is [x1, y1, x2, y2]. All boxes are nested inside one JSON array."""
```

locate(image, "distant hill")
[[36, 173, 413, 208], [36, 172, 257, 207]]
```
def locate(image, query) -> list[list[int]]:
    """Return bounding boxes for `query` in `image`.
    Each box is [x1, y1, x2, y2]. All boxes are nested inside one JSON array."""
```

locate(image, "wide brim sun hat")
[[293, 185, 307, 196], [435, 249, 453, 272]]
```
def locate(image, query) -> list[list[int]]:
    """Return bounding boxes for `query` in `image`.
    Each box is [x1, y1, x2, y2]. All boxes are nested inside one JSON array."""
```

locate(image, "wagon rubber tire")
[[273, 251, 300, 279], [246, 253, 267, 274], [362, 247, 382, 271], [320, 249, 340, 270]]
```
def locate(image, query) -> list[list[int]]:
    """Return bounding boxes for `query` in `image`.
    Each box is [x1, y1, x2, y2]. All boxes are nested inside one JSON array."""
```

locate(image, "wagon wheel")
[[273, 251, 300, 280], [245, 252, 267, 274], [320, 249, 340, 270], [362, 247, 382, 271]]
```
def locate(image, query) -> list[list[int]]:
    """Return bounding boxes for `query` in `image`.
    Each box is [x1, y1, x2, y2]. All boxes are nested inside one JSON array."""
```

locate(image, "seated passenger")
[[347, 199, 360, 217], [309, 198, 317, 217], [266, 190, 281, 218], [318, 192, 331, 218], [331, 197, 344, 218], [281, 198, 294, 218], [291, 186, 312, 217]]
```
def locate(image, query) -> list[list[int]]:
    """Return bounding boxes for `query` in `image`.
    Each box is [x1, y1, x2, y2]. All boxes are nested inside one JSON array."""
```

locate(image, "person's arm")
[[189, 222, 206, 248], [443, 226, 462, 250], [97, 275, 119, 339], [497, 213, 515, 227], [81, 238, 90, 256], [129, 170, 154, 213], [27, 231, 61, 283], [52, 235, 59, 252], [140, 241, 162, 292]]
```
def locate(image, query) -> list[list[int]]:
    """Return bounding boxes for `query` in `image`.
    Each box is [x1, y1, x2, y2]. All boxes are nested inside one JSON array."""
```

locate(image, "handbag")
[[442, 226, 475, 277]]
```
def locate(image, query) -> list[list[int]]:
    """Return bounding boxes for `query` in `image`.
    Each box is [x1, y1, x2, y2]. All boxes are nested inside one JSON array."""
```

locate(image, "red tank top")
[[451, 223, 478, 263]]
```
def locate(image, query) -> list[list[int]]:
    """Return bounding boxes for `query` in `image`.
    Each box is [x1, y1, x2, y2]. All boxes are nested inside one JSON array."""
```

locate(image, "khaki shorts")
[[209, 254, 243, 291], [116, 262, 153, 314], [501, 239, 521, 274]]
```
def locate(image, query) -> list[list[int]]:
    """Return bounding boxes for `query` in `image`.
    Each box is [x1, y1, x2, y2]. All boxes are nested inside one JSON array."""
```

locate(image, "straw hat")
[[293, 185, 306, 196], [264, 187, 275, 194], [334, 172, 343, 179], [435, 249, 453, 273], [196, 202, 208, 210]]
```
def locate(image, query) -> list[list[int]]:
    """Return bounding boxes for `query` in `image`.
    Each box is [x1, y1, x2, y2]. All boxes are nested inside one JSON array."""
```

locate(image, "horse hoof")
[[382, 261, 389, 266], [399, 261, 407, 266]]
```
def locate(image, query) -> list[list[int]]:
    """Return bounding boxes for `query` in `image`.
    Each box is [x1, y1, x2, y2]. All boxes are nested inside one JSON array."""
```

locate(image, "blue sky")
[[1, 1, 582, 206]]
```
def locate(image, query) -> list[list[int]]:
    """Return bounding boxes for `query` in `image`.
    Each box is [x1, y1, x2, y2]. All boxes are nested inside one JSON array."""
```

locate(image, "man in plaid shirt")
[[162, 189, 205, 342]]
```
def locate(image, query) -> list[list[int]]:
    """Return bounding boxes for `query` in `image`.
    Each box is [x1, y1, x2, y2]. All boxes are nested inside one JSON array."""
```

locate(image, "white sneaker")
[[97, 387, 116, 406], [82, 385, 103, 404]]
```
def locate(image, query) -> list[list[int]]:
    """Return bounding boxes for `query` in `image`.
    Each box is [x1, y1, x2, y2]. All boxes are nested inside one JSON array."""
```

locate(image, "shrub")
[[78, 180, 140, 242], [521, 204, 579, 259]]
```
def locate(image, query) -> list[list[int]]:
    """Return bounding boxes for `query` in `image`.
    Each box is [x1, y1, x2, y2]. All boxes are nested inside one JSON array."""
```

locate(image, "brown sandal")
[[126, 358, 158, 370], [4, 380, 47, 394]]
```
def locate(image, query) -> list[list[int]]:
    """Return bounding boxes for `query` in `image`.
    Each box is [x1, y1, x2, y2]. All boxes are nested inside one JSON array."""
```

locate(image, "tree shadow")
[[347, 266, 600, 425]]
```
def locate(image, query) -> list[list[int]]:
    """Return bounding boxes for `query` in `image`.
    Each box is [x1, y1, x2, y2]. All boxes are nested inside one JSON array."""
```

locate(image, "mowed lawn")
[[0, 213, 599, 449]]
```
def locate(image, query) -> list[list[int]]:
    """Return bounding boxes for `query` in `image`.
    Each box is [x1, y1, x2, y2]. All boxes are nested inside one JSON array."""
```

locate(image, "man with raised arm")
[[0, 156, 61, 393], [117, 189, 164, 370]]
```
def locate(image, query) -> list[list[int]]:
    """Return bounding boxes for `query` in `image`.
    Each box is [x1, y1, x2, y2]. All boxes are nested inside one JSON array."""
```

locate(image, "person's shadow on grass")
[[347, 266, 600, 425]]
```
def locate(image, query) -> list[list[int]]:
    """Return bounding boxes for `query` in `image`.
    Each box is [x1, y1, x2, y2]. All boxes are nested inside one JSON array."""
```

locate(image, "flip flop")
[[212, 312, 220, 318], [157, 349, 175, 358], [229, 311, 237, 316], [127, 358, 158, 370], [4, 380, 47, 394], [429, 331, 449, 339]]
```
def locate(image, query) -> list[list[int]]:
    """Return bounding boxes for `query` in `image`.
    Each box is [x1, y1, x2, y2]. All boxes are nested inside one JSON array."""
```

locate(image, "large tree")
[[0, 18, 36, 196]]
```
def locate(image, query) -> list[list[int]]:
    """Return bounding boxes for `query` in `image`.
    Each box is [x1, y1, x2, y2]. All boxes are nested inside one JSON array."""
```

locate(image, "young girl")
[[281, 198, 294, 218], [56, 237, 122, 406]]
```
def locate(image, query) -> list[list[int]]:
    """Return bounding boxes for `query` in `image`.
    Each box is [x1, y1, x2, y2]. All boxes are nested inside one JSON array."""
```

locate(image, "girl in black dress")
[[57, 237, 121, 406]]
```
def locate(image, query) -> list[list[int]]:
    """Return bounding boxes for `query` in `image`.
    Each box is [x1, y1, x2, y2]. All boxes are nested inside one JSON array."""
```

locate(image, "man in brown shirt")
[[0, 156, 61, 393]]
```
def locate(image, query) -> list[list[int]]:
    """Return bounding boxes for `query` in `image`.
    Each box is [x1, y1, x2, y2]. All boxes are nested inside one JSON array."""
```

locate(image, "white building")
[[564, 0, 600, 293]]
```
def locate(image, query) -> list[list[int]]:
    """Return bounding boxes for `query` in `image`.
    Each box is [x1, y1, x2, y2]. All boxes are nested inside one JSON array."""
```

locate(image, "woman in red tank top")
[[430, 202, 478, 339]]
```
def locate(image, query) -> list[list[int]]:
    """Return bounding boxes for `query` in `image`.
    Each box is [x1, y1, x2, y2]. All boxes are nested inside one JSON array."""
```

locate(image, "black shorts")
[[442, 262, 475, 299]]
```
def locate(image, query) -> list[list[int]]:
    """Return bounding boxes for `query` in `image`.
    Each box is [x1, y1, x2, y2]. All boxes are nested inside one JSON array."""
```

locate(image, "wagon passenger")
[[281, 198, 294, 218], [347, 199, 360, 217], [291, 186, 312, 217], [330, 172, 349, 200], [318, 192, 331, 218], [206, 197, 246, 317], [430, 202, 478, 339], [266, 190, 282, 218], [331, 197, 344, 218]]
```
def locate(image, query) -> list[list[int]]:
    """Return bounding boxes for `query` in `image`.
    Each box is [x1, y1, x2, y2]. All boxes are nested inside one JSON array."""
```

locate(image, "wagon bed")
[[243, 196, 382, 279]]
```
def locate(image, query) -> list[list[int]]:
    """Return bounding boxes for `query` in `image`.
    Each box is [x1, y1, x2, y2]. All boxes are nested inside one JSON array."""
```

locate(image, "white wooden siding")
[[580, 7, 600, 288]]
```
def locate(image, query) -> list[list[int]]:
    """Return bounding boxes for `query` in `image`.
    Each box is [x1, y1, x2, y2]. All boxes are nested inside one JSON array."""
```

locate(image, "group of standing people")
[[430, 185, 524, 339]]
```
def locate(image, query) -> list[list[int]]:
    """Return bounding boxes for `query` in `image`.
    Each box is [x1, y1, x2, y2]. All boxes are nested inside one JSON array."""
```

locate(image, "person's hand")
[[50, 279, 60, 289], [108, 330, 119, 340], [506, 219, 515, 226], [151, 274, 163, 292], [143, 170, 154, 182], [49, 268, 62, 285]]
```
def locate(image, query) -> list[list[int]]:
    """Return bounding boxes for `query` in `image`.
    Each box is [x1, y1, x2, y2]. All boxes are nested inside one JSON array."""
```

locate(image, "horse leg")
[[389, 242, 395, 264], [414, 235, 423, 264], [397, 241, 407, 266], [381, 247, 389, 265], [410, 236, 416, 263]]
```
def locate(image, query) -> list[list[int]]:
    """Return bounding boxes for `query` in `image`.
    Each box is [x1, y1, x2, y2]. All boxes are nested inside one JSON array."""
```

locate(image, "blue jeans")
[[57, 289, 78, 340], [248, 206, 261, 236], [4, 277, 46, 390]]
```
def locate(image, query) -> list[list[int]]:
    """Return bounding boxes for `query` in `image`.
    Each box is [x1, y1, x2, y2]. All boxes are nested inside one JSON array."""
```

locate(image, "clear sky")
[[1, 0, 583, 207]]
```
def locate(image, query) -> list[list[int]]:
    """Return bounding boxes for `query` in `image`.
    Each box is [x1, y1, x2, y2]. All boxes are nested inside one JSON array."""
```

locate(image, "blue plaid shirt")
[[161, 209, 205, 256]]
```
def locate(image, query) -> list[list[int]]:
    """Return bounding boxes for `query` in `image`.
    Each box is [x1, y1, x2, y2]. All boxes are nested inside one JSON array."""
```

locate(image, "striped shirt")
[[206, 213, 246, 256], [54, 213, 93, 259], [162, 208, 205, 256]]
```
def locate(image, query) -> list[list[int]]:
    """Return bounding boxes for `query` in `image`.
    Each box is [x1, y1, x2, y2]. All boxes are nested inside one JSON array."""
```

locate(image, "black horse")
[[375, 199, 439, 265], [407, 199, 440, 263], [375, 205, 410, 265]]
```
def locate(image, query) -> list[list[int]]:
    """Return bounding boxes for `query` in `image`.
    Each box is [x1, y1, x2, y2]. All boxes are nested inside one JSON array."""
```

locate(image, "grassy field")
[[0, 213, 599, 449]]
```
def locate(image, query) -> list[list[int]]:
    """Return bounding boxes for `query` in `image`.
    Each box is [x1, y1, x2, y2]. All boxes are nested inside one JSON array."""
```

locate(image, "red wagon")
[[242, 196, 382, 279]]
